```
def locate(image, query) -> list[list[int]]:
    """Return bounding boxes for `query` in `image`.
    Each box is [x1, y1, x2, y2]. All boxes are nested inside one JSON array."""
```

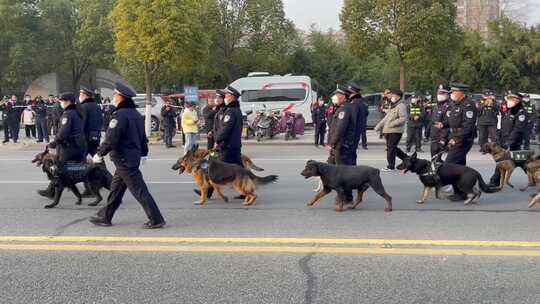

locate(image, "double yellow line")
[[0, 236, 539, 257]]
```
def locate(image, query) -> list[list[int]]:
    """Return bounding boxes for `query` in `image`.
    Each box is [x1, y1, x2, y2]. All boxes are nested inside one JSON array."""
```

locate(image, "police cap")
[[482, 89, 495, 97], [437, 85, 451, 94], [114, 82, 136, 98], [450, 83, 470, 92], [224, 86, 241, 98], [335, 85, 351, 97], [506, 91, 523, 100], [59, 92, 76, 103], [347, 82, 361, 94], [216, 89, 226, 98], [80, 87, 93, 97]]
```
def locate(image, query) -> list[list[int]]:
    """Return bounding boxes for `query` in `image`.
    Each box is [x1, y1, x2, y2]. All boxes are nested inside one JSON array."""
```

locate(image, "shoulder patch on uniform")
[[224, 115, 230, 122], [466, 111, 474, 119], [338, 112, 345, 119], [519, 115, 526, 122], [109, 119, 118, 129], [446, 111, 451, 117], [61, 117, 68, 125]]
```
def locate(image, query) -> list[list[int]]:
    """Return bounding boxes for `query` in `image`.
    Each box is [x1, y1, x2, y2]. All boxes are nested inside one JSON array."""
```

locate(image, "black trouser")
[[97, 165, 164, 225], [328, 144, 356, 202], [430, 141, 446, 162], [2, 121, 9, 141], [86, 138, 100, 157], [36, 116, 49, 142], [25, 125, 36, 138], [524, 124, 533, 150], [423, 120, 431, 140], [8, 121, 19, 142], [360, 128, 367, 148], [385, 133, 402, 169], [446, 140, 473, 198], [207, 134, 215, 150], [164, 125, 175, 147], [314, 122, 326, 146], [406, 125, 422, 151], [478, 125, 497, 151]]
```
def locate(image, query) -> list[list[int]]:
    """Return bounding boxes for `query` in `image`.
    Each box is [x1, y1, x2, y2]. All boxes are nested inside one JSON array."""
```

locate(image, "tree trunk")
[[399, 58, 406, 92], [144, 63, 153, 137]]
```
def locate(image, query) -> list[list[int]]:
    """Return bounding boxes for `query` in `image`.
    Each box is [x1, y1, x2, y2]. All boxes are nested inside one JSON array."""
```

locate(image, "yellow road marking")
[[0, 244, 539, 256], [0, 236, 539, 248]]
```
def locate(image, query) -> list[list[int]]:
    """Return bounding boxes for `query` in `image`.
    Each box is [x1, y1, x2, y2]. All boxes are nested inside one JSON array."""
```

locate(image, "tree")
[[39, 0, 115, 91], [112, 0, 213, 135], [341, 0, 461, 91]]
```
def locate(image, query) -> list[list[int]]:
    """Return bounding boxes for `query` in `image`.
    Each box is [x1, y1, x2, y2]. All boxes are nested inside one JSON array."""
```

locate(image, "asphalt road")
[[0, 142, 539, 303]]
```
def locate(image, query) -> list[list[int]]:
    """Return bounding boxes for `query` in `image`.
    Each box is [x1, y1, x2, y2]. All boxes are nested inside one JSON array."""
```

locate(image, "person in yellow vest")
[[181, 101, 199, 154], [522, 93, 536, 150], [406, 93, 425, 153]]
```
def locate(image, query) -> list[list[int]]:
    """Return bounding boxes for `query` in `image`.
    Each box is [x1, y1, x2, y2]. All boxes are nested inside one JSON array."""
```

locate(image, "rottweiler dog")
[[396, 148, 499, 205], [300, 160, 392, 212], [32, 148, 112, 208], [173, 145, 278, 206], [483, 142, 534, 190]]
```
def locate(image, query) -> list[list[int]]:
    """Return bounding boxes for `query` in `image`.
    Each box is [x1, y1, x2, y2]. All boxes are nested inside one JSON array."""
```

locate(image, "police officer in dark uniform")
[[34, 97, 49, 143], [1, 97, 13, 143], [47, 93, 87, 162], [215, 86, 243, 166], [78, 87, 103, 157], [406, 93, 425, 153], [488, 91, 529, 187], [522, 93, 536, 150], [311, 98, 327, 147], [161, 99, 177, 148], [430, 85, 451, 161], [2, 96, 21, 143], [423, 94, 436, 143], [347, 82, 369, 153], [327, 86, 356, 166], [443, 83, 477, 166], [477, 90, 498, 153], [89, 82, 165, 229], [202, 94, 218, 150]]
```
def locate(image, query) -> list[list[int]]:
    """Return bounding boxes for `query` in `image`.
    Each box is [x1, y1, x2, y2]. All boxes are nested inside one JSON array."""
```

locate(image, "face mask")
[[524, 98, 530, 103], [507, 100, 517, 108], [25, 97, 31, 102], [60, 102, 67, 109], [450, 94, 460, 102], [411, 98, 418, 104], [331, 95, 339, 105], [391, 97, 400, 103], [437, 94, 448, 102]]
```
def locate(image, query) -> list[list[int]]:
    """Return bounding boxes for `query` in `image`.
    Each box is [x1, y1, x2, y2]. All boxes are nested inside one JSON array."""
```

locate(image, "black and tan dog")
[[173, 145, 277, 206], [396, 148, 499, 205], [300, 160, 392, 212], [483, 142, 534, 190], [32, 148, 112, 208]]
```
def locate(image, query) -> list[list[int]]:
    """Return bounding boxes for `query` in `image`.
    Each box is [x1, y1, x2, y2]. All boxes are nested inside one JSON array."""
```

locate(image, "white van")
[[230, 73, 317, 123]]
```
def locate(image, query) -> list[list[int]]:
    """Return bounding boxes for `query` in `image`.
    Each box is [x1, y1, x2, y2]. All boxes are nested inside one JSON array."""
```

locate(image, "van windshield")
[[242, 89, 307, 103]]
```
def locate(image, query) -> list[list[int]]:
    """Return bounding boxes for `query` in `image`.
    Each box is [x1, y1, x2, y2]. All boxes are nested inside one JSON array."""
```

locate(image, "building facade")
[[456, 0, 501, 40]]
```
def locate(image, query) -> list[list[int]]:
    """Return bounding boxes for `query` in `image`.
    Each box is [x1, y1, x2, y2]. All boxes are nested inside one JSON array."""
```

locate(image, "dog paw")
[[75, 201, 82, 205], [88, 202, 99, 207], [44, 204, 55, 209], [193, 201, 205, 206], [416, 200, 425, 204]]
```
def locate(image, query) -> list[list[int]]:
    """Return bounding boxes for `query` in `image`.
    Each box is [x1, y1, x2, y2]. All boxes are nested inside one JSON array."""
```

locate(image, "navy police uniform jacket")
[[444, 98, 477, 144], [430, 102, 449, 143], [52, 104, 86, 162], [79, 98, 103, 138], [501, 103, 528, 149], [215, 100, 242, 149], [349, 95, 368, 143], [97, 99, 149, 168], [328, 103, 356, 149]]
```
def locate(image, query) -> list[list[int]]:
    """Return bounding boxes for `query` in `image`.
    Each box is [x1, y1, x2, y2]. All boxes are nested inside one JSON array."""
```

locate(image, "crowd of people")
[[0, 94, 114, 145]]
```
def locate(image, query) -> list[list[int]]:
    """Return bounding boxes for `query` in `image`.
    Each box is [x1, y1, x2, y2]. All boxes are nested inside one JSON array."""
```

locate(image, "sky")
[[283, 0, 540, 31]]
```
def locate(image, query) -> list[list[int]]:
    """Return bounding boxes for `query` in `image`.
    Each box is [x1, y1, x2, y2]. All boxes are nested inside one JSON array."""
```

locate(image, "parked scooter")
[[255, 105, 279, 142]]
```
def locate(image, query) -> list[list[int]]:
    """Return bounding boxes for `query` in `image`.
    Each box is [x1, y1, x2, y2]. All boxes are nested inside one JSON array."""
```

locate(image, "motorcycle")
[[255, 107, 279, 142]]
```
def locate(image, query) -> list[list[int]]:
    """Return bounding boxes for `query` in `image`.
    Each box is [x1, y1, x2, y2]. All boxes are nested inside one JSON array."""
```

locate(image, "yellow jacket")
[[181, 108, 199, 133]]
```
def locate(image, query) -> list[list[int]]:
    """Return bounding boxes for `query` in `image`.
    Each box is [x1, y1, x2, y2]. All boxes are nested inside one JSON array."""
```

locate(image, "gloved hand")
[[141, 156, 148, 166], [92, 154, 103, 164]]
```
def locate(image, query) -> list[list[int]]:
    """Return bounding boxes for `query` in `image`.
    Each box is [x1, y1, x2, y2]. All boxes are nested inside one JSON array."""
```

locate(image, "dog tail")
[[477, 174, 500, 193], [243, 156, 264, 172], [250, 173, 278, 185]]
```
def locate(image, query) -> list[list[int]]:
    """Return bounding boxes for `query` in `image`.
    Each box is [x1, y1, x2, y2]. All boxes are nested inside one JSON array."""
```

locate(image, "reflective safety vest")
[[525, 102, 534, 114], [409, 104, 421, 117]]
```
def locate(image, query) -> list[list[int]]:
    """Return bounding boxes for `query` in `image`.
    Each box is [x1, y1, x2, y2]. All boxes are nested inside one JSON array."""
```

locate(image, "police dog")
[[300, 160, 392, 212], [32, 147, 112, 208], [483, 142, 534, 190], [172, 145, 277, 206], [396, 148, 499, 205], [516, 153, 540, 208]]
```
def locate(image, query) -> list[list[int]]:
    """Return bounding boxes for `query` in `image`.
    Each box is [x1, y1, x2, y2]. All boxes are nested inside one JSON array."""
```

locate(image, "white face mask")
[[411, 98, 418, 104], [391, 97, 400, 103], [331, 95, 339, 105], [507, 100, 517, 108], [437, 94, 448, 102], [60, 102, 68, 109]]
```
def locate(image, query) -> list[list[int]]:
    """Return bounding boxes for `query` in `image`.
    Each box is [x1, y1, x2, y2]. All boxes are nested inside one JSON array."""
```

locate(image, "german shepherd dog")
[[300, 160, 392, 212], [515, 153, 540, 208], [483, 142, 534, 190], [396, 148, 499, 205], [32, 148, 112, 208], [172, 145, 277, 206]]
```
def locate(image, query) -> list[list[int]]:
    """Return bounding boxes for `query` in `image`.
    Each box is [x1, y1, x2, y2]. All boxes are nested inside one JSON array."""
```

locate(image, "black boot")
[[37, 182, 55, 199]]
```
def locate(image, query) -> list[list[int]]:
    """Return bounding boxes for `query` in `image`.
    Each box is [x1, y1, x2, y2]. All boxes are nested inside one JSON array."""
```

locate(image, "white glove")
[[92, 154, 103, 163], [141, 156, 148, 166]]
